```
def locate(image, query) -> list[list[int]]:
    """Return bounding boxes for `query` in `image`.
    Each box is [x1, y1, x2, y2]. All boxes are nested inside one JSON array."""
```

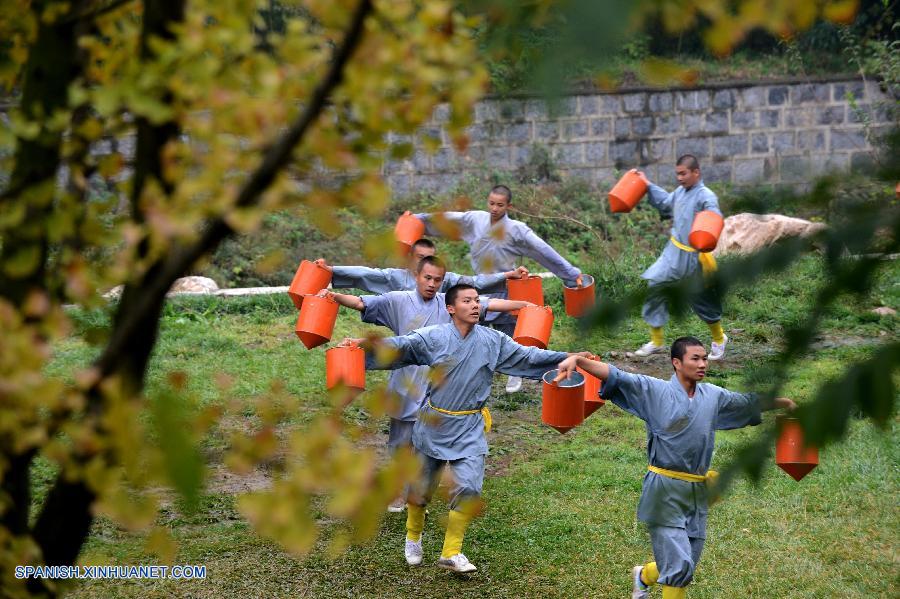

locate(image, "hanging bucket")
[[294, 294, 339, 349], [688, 211, 725, 252], [579, 354, 605, 417], [775, 416, 818, 482], [394, 211, 425, 256], [287, 260, 332, 310], [507, 275, 544, 315], [564, 274, 596, 318], [325, 343, 366, 405], [608, 171, 647, 213], [513, 305, 553, 349], [541, 370, 585, 434]]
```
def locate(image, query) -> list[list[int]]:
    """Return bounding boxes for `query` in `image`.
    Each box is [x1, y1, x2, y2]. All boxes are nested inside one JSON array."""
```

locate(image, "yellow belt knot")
[[426, 399, 492, 433], [670, 236, 718, 276]]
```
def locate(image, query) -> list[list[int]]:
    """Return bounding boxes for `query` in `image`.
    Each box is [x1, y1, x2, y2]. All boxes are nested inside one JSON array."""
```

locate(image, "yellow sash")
[[648, 464, 719, 485], [426, 399, 492, 433], [669, 236, 718, 276]]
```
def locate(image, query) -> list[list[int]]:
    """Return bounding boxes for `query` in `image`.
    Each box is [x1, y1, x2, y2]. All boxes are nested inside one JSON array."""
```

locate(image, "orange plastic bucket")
[[688, 210, 725, 252], [294, 294, 339, 349], [287, 260, 333, 310], [564, 274, 596, 318], [608, 171, 647, 213], [541, 369, 585, 434], [394, 211, 425, 255], [513, 305, 553, 349], [775, 416, 818, 481], [325, 343, 366, 405], [579, 354, 605, 417], [507, 275, 544, 315]]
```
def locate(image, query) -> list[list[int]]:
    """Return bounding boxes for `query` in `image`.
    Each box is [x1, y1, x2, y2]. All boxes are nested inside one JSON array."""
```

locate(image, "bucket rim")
[[542, 369, 585, 387], [564, 274, 594, 289]]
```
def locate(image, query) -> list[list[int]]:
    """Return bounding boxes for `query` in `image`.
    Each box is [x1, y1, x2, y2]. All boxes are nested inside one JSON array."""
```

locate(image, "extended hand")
[[774, 397, 797, 411], [554, 355, 579, 382], [507, 266, 529, 279], [338, 337, 365, 347], [630, 168, 650, 185], [313, 258, 332, 272], [575, 274, 583, 288], [315, 289, 335, 300]]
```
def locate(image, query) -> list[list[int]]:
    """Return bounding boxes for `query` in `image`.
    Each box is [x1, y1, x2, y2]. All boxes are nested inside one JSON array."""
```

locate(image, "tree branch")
[[94, 0, 374, 378]]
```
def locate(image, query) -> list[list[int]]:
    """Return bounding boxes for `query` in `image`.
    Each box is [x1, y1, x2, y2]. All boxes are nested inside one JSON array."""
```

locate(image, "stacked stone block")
[[383, 78, 893, 193]]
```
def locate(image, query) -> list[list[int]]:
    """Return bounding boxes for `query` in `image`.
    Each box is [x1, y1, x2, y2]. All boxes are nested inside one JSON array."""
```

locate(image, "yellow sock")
[[662, 585, 687, 598], [641, 561, 659, 586], [406, 503, 425, 542], [708, 320, 725, 344], [650, 326, 664, 346], [440, 510, 472, 558]]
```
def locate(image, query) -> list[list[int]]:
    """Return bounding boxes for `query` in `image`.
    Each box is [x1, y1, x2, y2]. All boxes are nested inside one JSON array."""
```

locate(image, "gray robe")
[[359, 291, 488, 421], [641, 181, 723, 326], [332, 265, 506, 295], [600, 364, 761, 538], [415, 210, 580, 326], [366, 323, 568, 460]]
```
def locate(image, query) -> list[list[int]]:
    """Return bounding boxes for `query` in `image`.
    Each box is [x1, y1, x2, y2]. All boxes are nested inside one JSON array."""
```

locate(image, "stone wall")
[[383, 77, 894, 194]]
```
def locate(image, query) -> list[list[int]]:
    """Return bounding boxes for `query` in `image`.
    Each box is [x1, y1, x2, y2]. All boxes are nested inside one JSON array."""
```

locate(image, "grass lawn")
[[47, 251, 898, 598]]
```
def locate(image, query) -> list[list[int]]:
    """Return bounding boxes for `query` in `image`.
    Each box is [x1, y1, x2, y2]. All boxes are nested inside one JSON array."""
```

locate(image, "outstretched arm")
[[485, 298, 536, 313], [317, 258, 398, 294], [316, 289, 363, 311], [414, 211, 472, 239], [716, 390, 796, 430], [339, 332, 432, 371], [514, 229, 581, 286], [554, 354, 611, 382], [445, 266, 530, 294], [632, 168, 674, 218]]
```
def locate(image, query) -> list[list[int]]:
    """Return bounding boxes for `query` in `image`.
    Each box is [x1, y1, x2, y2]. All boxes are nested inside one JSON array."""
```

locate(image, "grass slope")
[[48, 252, 898, 598]]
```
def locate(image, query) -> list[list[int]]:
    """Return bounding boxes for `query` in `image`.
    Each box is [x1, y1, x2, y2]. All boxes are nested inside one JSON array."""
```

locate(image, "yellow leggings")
[[641, 562, 687, 598]]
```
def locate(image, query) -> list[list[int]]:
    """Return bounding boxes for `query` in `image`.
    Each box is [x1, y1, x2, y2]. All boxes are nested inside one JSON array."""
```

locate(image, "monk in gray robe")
[[415, 185, 583, 393], [630, 155, 728, 360], [554, 337, 795, 599]]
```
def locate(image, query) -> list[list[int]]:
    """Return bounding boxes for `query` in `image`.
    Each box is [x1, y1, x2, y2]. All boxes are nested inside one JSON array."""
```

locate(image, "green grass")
[[46, 247, 898, 598]]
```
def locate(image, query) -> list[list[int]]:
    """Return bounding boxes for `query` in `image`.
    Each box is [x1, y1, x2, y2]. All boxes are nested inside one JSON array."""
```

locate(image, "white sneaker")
[[505, 376, 523, 393], [387, 497, 406, 513], [632, 565, 650, 599], [437, 553, 477, 573], [709, 334, 728, 361], [634, 341, 664, 357], [404, 537, 423, 566]]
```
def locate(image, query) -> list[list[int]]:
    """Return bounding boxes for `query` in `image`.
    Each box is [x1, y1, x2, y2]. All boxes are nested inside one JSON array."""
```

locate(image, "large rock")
[[103, 276, 219, 300], [713, 213, 826, 256], [168, 276, 219, 294]]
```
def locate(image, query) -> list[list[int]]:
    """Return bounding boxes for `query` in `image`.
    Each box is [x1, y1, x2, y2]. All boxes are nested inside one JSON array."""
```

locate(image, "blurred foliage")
[[0, 0, 895, 596], [466, 0, 898, 93]]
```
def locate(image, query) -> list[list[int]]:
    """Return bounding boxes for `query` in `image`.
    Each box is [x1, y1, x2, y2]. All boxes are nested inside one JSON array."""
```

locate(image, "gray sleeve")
[[414, 211, 470, 238], [332, 265, 393, 294], [699, 188, 723, 216], [364, 331, 432, 371], [514, 227, 580, 286], [442, 270, 507, 293], [495, 334, 569, 379], [599, 365, 658, 421], [359, 294, 396, 329], [715, 389, 762, 430], [646, 183, 674, 218]]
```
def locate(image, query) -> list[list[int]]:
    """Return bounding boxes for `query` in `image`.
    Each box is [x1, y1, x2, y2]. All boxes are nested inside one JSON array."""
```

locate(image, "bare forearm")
[[574, 355, 610, 380], [329, 291, 364, 311], [486, 298, 532, 313]]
